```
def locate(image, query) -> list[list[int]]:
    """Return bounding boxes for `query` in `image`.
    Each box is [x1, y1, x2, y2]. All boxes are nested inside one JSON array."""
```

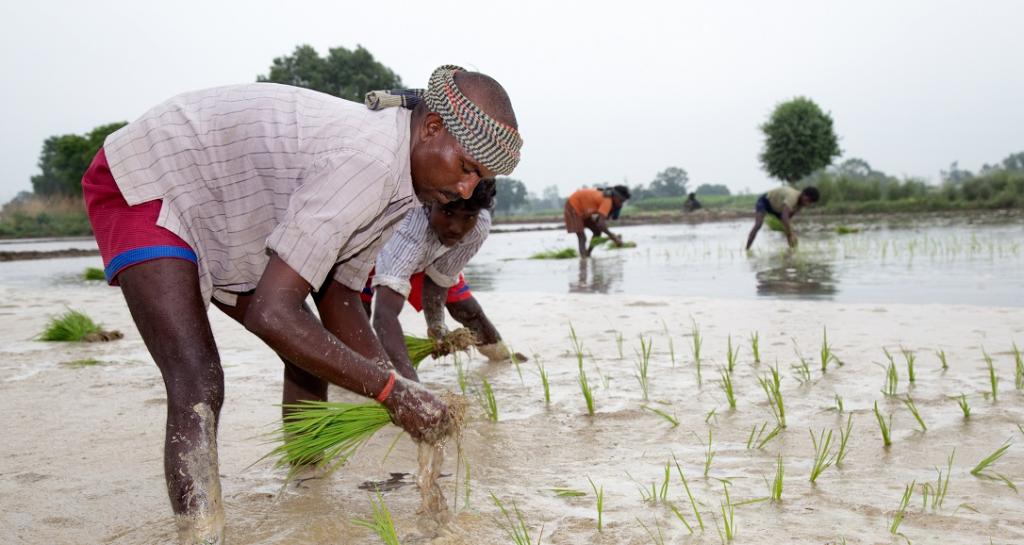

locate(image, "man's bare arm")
[[371, 286, 420, 381]]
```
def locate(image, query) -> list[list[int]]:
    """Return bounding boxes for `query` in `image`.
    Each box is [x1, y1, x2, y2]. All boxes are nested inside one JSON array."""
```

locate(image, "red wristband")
[[375, 371, 397, 403]]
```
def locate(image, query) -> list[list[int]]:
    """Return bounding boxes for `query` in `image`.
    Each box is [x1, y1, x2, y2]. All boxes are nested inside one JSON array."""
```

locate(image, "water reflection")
[[753, 250, 838, 299], [570, 256, 623, 294]]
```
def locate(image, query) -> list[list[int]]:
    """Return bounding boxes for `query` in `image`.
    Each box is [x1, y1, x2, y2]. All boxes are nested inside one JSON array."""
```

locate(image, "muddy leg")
[[118, 259, 225, 545]]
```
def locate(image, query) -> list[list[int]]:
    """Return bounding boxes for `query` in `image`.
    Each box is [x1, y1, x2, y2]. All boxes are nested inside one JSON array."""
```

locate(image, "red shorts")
[[81, 148, 197, 284], [361, 270, 473, 312]]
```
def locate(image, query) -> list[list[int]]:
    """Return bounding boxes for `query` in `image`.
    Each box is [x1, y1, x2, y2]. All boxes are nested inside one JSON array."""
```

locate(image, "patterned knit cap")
[[364, 65, 522, 175]]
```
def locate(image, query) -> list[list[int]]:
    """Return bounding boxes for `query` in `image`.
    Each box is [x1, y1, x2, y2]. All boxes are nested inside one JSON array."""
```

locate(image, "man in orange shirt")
[[564, 185, 631, 257]]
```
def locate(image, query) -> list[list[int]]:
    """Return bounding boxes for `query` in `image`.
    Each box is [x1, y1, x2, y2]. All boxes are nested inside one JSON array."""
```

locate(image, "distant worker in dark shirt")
[[682, 192, 702, 212]]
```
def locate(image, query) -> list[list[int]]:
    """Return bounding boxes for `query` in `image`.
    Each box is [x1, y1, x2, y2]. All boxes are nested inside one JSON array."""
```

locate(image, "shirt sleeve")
[[425, 210, 491, 287], [370, 209, 430, 297], [266, 150, 391, 291], [598, 197, 613, 217]]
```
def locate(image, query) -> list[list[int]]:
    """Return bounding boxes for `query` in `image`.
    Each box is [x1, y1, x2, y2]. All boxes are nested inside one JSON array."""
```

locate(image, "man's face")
[[410, 112, 495, 205], [799, 194, 816, 207], [429, 203, 480, 247]]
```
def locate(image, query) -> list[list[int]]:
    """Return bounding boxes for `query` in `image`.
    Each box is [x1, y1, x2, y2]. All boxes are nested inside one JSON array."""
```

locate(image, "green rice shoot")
[[550, 487, 586, 497], [889, 480, 915, 537], [702, 429, 716, 476], [1013, 342, 1023, 390], [634, 336, 653, 401], [921, 449, 954, 510], [747, 421, 781, 450], [587, 476, 604, 532], [819, 326, 839, 372], [83, 267, 105, 281], [529, 247, 578, 259], [404, 335, 436, 367], [957, 393, 971, 418], [477, 378, 499, 422], [352, 492, 400, 545], [715, 483, 737, 543], [691, 319, 703, 385], [578, 362, 595, 416], [901, 346, 917, 384], [882, 353, 899, 397], [836, 414, 853, 465], [766, 453, 784, 502], [63, 358, 103, 368], [536, 360, 551, 404], [970, 439, 1015, 491], [643, 405, 680, 428], [491, 492, 542, 545], [40, 309, 103, 342], [833, 393, 844, 413], [984, 349, 998, 402], [757, 364, 786, 428], [902, 395, 927, 432], [937, 349, 949, 371], [615, 331, 624, 360], [808, 428, 836, 483], [726, 334, 740, 372], [874, 401, 893, 447], [267, 400, 392, 479], [672, 455, 705, 531], [749, 331, 761, 364], [718, 367, 736, 409], [668, 502, 695, 534], [637, 516, 667, 545]]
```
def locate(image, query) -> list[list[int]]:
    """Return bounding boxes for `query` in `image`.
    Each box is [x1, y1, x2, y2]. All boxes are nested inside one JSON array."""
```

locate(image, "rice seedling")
[[672, 455, 706, 531], [889, 480, 915, 537], [970, 439, 1016, 491], [726, 334, 740, 372], [873, 401, 893, 447], [569, 324, 585, 368], [704, 407, 718, 425], [702, 429, 716, 476], [715, 483, 737, 543], [808, 428, 836, 483], [791, 356, 811, 385], [901, 346, 917, 384], [587, 476, 604, 532], [63, 358, 102, 368], [637, 517, 667, 545], [462, 457, 472, 509], [757, 364, 786, 428], [668, 502, 695, 534], [983, 349, 998, 402], [920, 449, 954, 510], [956, 393, 971, 418], [1017, 423, 1023, 437], [83, 266, 105, 281], [718, 367, 736, 409], [634, 336, 653, 401], [659, 460, 671, 502], [746, 422, 767, 449], [819, 327, 839, 372], [550, 487, 586, 497], [404, 334, 436, 367], [578, 363, 595, 416], [491, 493, 542, 545], [615, 331, 624, 360], [691, 319, 703, 385], [836, 413, 853, 465], [476, 378, 499, 422], [454, 357, 468, 394], [536, 361, 551, 404], [937, 349, 949, 371], [529, 247, 578, 259], [749, 331, 761, 364], [40, 309, 103, 342], [833, 393, 844, 413], [902, 395, 927, 432], [766, 453, 784, 502], [643, 405, 680, 428], [668, 336, 677, 368], [881, 354, 899, 397], [267, 400, 392, 478], [1013, 342, 1023, 390], [353, 492, 400, 545]]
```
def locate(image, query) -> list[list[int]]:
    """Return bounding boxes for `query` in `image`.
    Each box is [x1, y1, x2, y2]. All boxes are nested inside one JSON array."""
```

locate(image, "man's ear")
[[418, 111, 445, 142]]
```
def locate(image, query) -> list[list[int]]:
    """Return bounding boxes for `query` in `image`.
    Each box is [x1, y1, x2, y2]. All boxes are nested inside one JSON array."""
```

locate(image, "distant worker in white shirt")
[[746, 185, 820, 250], [363, 179, 525, 381]]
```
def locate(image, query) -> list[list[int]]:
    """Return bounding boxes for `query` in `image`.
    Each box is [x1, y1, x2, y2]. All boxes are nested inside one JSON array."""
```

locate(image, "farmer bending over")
[[746, 185, 820, 250], [81, 65, 521, 544], [363, 176, 526, 381], [564, 185, 631, 257]]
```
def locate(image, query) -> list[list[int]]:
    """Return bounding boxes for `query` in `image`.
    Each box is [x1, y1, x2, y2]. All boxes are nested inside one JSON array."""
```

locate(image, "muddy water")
[[2, 282, 1023, 544]]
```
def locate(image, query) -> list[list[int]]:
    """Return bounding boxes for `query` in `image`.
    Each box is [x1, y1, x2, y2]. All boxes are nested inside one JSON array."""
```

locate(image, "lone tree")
[[759, 97, 841, 184], [257, 44, 403, 102]]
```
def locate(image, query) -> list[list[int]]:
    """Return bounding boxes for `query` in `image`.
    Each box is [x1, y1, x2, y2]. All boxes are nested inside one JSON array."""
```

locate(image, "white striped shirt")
[[104, 83, 417, 306], [372, 208, 490, 297]]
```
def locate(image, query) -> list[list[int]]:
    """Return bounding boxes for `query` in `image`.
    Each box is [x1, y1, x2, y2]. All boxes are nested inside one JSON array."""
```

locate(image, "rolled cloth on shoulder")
[[364, 65, 522, 175]]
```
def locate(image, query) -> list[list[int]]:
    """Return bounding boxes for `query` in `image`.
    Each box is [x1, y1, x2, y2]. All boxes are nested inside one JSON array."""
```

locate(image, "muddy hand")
[[383, 377, 450, 442]]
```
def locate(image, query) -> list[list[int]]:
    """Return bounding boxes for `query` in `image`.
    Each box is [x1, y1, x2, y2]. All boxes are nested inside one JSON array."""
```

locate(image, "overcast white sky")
[[1, 0, 1022, 203]]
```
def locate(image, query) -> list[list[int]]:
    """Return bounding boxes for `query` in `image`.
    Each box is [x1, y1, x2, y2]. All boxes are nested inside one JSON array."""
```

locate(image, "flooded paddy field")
[[1, 215, 1022, 544]]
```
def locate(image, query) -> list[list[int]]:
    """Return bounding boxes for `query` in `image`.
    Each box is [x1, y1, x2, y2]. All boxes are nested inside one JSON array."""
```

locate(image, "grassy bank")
[[0, 195, 90, 238]]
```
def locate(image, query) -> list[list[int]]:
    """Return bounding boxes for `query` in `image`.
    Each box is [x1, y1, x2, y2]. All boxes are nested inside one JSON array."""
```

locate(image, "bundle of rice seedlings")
[[268, 400, 393, 477], [835, 225, 860, 235], [765, 215, 785, 232], [529, 248, 578, 259], [40, 309, 121, 342], [404, 328, 478, 367], [605, 241, 638, 249], [590, 235, 611, 246], [83, 267, 105, 281]]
